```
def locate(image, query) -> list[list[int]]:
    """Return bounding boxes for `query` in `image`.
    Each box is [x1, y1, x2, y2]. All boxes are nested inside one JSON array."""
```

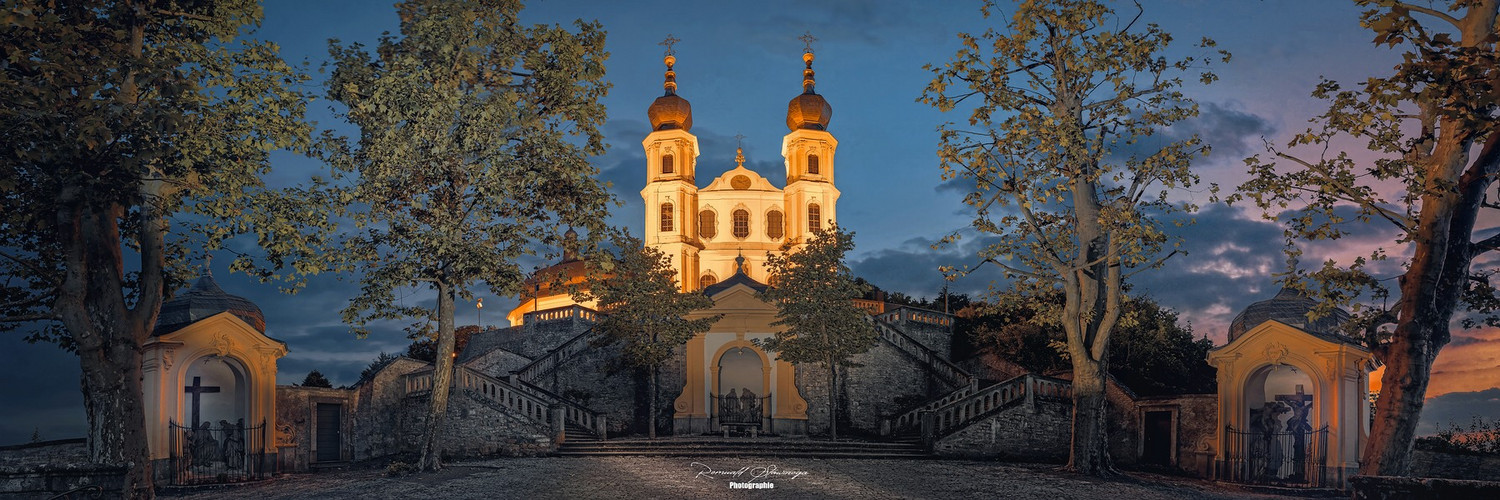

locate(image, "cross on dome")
[[798, 31, 817, 54], [660, 34, 680, 56]]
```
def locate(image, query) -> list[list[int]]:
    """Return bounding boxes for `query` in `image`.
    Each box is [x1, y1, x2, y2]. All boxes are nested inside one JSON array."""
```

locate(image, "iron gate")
[[168, 419, 269, 484], [1220, 425, 1329, 488]]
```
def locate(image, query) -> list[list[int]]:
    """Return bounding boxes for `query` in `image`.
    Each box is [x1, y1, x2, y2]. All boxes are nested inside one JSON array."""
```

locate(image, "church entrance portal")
[[714, 347, 768, 433]]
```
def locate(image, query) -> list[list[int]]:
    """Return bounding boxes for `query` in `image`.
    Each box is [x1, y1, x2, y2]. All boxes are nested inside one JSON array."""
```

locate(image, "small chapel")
[[118, 40, 1377, 492]]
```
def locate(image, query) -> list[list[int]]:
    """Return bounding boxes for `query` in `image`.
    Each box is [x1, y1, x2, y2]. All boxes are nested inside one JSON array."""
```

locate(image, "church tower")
[[781, 39, 841, 246], [641, 43, 703, 291]]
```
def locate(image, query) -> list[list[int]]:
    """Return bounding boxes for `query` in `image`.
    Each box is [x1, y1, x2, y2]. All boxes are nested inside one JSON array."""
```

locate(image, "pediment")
[[149, 311, 288, 359], [1209, 319, 1366, 361]]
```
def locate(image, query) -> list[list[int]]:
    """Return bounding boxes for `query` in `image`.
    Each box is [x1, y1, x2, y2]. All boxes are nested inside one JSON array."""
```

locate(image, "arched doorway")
[[715, 346, 767, 432], [174, 355, 261, 483], [1237, 364, 1322, 484]]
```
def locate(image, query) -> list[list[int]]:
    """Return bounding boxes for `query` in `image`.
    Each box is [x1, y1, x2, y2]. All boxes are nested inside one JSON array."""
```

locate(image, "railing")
[[402, 366, 607, 439], [168, 419, 269, 485], [875, 306, 954, 328], [883, 374, 1074, 446], [712, 393, 771, 427], [521, 304, 598, 325], [1220, 425, 1330, 488], [868, 317, 974, 390], [513, 325, 597, 384]]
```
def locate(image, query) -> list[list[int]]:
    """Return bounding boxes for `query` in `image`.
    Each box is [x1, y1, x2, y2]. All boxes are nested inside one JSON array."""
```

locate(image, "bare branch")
[[1388, 1, 1462, 29], [1274, 151, 1415, 233]]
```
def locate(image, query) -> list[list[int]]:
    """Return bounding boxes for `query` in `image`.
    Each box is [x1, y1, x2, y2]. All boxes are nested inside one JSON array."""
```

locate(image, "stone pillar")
[[595, 415, 607, 441], [920, 411, 936, 451], [550, 405, 566, 445], [1024, 375, 1037, 414]]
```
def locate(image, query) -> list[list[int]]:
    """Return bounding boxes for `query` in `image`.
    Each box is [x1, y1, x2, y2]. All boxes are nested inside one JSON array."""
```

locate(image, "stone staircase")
[[881, 373, 1073, 449], [556, 437, 927, 458]]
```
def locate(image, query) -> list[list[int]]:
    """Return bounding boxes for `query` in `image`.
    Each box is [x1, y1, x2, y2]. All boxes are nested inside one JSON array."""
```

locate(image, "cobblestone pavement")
[[163, 457, 1305, 500]]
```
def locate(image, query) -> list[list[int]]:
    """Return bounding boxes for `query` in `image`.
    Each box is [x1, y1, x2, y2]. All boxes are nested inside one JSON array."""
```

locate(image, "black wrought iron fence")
[[168, 419, 269, 485], [1221, 425, 1329, 488], [712, 393, 770, 427]]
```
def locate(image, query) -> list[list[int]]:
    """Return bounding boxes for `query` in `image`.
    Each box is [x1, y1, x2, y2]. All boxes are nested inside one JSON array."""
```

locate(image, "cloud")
[[1419, 388, 1500, 435]]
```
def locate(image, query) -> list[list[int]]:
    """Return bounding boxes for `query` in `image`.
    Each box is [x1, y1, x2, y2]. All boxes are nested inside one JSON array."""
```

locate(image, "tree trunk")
[[79, 333, 153, 498], [828, 363, 838, 441], [418, 280, 458, 472], [648, 366, 658, 439], [1067, 355, 1111, 475], [1362, 330, 1438, 476]]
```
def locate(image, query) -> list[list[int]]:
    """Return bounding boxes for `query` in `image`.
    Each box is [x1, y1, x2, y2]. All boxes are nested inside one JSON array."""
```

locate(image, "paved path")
[[163, 457, 1303, 499]]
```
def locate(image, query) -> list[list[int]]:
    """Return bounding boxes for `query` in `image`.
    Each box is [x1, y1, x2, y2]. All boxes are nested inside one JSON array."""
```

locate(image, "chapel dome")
[[153, 273, 266, 336], [1226, 286, 1350, 343], [647, 54, 693, 132], [786, 52, 832, 131]]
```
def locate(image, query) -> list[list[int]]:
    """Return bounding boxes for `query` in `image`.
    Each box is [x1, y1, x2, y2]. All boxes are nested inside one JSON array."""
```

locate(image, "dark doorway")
[[1142, 410, 1173, 466], [315, 403, 342, 462]]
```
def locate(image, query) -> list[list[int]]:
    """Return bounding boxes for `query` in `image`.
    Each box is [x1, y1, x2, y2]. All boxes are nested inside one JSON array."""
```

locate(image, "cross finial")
[[660, 34, 680, 56], [734, 133, 746, 149], [798, 31, 817, 54]]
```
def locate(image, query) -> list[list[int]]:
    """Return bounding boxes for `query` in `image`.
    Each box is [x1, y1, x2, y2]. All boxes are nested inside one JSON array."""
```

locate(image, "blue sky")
[[4, 0, 1498, 444]]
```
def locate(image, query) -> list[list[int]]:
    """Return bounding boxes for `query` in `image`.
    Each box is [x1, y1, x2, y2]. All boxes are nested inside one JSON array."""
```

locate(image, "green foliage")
[[360, 351, 401, 382], [322, 0, 614, 334], [300, 370, 334, 388], [758, 225, 877, 367], [405, 324, 481, 363], [1416, 417, 1500, 456], [969, 292, 1215, 396], [0, 0, 330, 342], [577, 232, 719, 371]]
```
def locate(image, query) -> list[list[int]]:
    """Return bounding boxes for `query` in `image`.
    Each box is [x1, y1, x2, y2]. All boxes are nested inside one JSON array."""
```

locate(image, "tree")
[[1, 2, 325, 496], [923, 0, 1225, 474], [575, 232, 718, 438], [970, 292, 1215, 396], [301, 370, 334, 388], [323, 0, 611, 471], [1228, 0, 1499, 476], [759, 225, 877, 440], [406, 324, 481, 363]]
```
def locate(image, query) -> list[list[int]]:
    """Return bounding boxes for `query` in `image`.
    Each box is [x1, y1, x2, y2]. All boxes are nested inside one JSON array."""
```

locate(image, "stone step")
[[555, 449, 931, 458]]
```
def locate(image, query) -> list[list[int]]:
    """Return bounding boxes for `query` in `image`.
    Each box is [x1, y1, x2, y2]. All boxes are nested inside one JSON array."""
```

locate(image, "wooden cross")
[[660, 34, 680, 56], [798, 31, 817, 53], [184, 376, 221, 429]]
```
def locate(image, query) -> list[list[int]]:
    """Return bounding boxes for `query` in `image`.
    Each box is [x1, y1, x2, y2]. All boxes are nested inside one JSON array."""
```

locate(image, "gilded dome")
[[648, 93, 693, 132], [647, 54, 693, 132], [153, 274, 266, 336], [786, 51, 831, 131], [786, 93, 831, 131]]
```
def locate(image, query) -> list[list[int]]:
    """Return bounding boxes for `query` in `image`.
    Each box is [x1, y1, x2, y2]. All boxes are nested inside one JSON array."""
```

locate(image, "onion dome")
[[647, 54, 693, 132], [786, 51, 832, 131], [154, 273, 266, 335], [1227, 286, 1351, 343]]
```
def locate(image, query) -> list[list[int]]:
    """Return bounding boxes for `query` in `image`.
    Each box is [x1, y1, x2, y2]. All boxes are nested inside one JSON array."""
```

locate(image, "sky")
[[3, 0, 1499, 444]]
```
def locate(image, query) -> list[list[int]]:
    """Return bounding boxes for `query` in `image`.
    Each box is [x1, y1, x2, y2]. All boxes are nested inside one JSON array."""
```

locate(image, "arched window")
[[766, 210, 784, 239], [698, 210, 716, 239], [807, 154, 819, 175], [807, 204, 821, 232], [661, 154, 674, 174], [700, 274, 717, 288], [732, 209, 750, 239], [660, 202, 674, 232]]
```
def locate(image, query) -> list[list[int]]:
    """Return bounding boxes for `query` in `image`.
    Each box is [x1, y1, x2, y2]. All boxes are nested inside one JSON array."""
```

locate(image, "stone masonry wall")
[[894, 313, 954, 360], [795, 340, 953, 437], [536, 340, 643, 436], [464, 347, 532, 379], [348, 357, 429, 461], [397, 390, 553, 459], [274, 385, 355, 471], [1410, 449, 1500, 481], [1135, 394, 1217, 476], [934, 399, 1072, 461]]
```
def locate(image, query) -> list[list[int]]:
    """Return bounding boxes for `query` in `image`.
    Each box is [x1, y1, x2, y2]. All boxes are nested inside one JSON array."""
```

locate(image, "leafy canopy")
[[758, 225, 877, 367], [576, 232, 719, 370], [322, 0, 614, 331]]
